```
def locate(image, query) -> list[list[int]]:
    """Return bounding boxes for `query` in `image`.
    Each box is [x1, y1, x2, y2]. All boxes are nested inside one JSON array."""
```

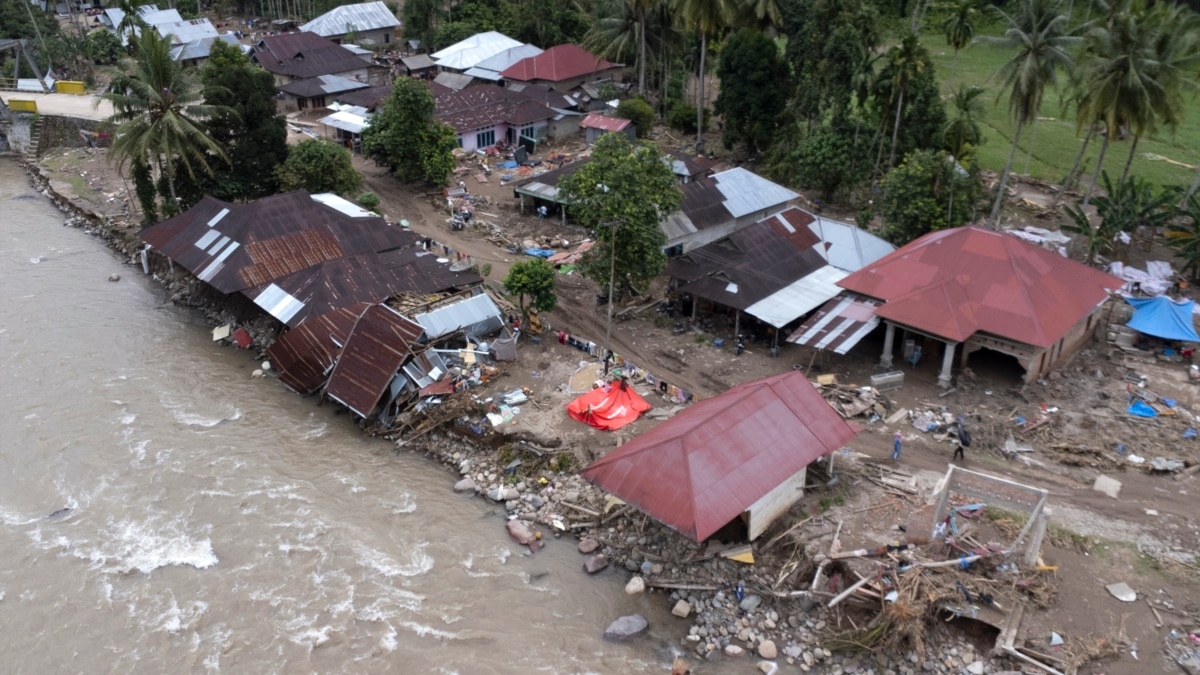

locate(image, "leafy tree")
[[942, 0, 978, 86], [501, 0, 589, 47], [780, 0, 880, 124], [358, 192, 381, 212], [941, 85, 986, 162], [131, 157, 157, 223], [782, 121, 871, 203], [431, 22, 481, 51], [714, 29, 787, 154], [880, 150, 980, 244], [401, 0, 440, 49], [667, 101, 701, 133], [199, 39, 288, 202], [880, 34, 930, 169], [558, 133, 683, 293], [101, 30, 229, 216], [873, 41, 946, 173], [86, 29, 123, 65], [981, 0, 1079, 226], [732, 0, 783, 30], [614, 97, 655, 137], [277, 139, 363, 196], [503, 259, 559, 314], [362, 78, 457, 185]]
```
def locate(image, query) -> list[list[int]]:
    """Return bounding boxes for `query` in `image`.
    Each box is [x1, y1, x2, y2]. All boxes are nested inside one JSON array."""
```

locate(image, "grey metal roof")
[[301, 1, 399, 37], [710, 168, 798, 219], [413, 293, 504, 339], [433, 71, 475, 91], [155, 17, 218, 44], [432, 31, 523, 70], [805, 213, 895, 272], [400, 53, 436, 70], [280, 74, 369, 97], [744, 265, 848, 328], [169, 34, 246, 62], [463, 44, 542, 80]]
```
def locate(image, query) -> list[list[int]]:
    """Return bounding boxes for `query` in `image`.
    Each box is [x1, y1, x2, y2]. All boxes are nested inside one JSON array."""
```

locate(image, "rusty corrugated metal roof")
[[267, 303, 369, 394], [324, 304, 425, 418], [141, 191, 416, 295], [838, 226, 1122, 348], [580, 371, 857, 542]]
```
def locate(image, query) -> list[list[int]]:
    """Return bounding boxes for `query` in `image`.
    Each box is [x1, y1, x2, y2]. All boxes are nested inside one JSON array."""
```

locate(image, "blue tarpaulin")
[[524, 248, 555, 258], [1126, 296, 1200, 342], [1128, 400, 1158, 417]]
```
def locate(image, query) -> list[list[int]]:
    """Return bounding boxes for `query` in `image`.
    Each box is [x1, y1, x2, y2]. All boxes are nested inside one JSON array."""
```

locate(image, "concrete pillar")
[[939, 341, 957, 388], [880, 322, 895, 369]]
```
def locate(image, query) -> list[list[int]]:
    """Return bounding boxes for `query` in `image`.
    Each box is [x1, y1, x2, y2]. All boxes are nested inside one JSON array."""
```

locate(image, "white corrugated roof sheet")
[[301, 1, 399, 36], [155, 17, 218, 44], [711, 168, 799, 219], [310, 193, 375, 217], [414, 293, 504, 339], [463, 44, 542, 80], [805, 216, 895, 272], [745, 265, 848, 329], [169, 34, 246, 62], [432, 31, 523, 71], [320, 110, 370, 134]]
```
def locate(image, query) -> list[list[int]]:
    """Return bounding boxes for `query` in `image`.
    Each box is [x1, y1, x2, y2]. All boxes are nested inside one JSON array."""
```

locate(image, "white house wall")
[[747, 467, 807, 540]]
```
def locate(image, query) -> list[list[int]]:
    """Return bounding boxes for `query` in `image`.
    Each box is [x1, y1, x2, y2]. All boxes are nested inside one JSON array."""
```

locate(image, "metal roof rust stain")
[[324, 305, 425, 418]]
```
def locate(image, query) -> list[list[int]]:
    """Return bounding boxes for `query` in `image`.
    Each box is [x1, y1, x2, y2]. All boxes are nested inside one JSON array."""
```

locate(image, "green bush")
[[668, 102, 707, 135], [614, 97, 654, 138], [357, 192, 381, 211]]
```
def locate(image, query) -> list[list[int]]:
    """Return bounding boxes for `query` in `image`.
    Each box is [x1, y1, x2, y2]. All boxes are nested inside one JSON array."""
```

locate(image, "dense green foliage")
[[614, 98, 656, 138], [880, 150, 981, 243], [362, 78, 458, 185], [559, 133, 683, 293], [277, 140, 363, 196], [196, 39, 289, 203], [713, 29, 786, 154], [404, 0, 589, 51], [86, 29, 123, 65], [503, 259, 559, 314]]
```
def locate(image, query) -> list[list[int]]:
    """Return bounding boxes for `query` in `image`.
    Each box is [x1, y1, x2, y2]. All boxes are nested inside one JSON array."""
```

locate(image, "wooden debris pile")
[[819, 382, 892, 420]]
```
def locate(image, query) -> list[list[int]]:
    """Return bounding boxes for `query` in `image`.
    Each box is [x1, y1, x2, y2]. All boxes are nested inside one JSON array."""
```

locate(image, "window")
[[519, 124, 536, 140], [475, 128, 495, 148], [456, 136, 463, 148]]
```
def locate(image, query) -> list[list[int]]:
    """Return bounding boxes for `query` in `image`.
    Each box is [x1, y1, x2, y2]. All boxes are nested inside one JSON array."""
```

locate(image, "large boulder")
[[603, 614, 648, 642], [584, 554, 609, 574]]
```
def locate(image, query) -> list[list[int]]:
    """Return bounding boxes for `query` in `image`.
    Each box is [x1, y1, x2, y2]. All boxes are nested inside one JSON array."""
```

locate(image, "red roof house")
[[791, 226, 1121, 385], [580, 371, 856, 542], [580, 113, 634, 143], [500, 44, 620, 90]]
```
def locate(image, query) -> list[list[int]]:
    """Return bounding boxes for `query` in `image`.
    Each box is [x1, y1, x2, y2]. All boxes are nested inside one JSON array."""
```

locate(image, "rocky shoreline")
[[19, 157, 1018, 674]]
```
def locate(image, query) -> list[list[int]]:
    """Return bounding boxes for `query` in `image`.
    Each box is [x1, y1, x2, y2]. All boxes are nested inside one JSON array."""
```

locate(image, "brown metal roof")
[[666, 214, 826, 311], [333, 83, 393, 110], [141, 191, 416, 295], [838, 226, 1122, 348], [434, 84, 555, 134], [268, 303, 369, 394], [253, 33, 380, 79], [324, 304, 425, 418], [580, 371, 857, 542]]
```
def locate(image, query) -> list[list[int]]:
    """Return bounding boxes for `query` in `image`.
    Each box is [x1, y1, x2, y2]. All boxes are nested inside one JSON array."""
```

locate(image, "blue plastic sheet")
[[1126, 296, 1200, 342], [523, 248, 555, 258], [498, 160, 518, 169], [1128, 400, 1159, 418]]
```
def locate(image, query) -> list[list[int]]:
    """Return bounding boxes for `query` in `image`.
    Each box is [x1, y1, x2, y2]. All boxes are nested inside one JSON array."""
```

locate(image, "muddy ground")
[[36, 137, 1200, 673]]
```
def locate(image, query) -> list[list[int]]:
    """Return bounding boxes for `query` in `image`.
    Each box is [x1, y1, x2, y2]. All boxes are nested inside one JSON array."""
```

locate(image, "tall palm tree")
[[941, 84, 986, 161], [732, 0, 782, 30], [942, 0, 978, 86], [981, 0, 1079, 227], [672, 0, 734, 148], [632, 0, 662, 94], [882, 34, 928, 169], [100, 31, 229, 209], [114, 0, 149, 49]]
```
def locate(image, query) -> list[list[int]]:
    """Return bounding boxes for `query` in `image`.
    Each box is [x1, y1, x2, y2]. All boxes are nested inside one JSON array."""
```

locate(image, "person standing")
[[891, 432, 903, 460], [953, 418, 971, 462]]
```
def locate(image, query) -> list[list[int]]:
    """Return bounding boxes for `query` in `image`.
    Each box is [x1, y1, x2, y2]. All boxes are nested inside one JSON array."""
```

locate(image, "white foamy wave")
[[119, 411, 137, 425], [332, 472, 366, 495], [282, 614, 334, 649], [44, 516, 218, 575], [379, 623, 398, 651], [352, 587, 423, 622], [0, 585, 6, 602], [164, 400, 243, 428], [154, 598, 209, 634], [0, 506, 40, 527], [398, 621, 458, 641], [355, 542, 433, 578], [299, 423, 328, 440], [385, 493, 417, 515]]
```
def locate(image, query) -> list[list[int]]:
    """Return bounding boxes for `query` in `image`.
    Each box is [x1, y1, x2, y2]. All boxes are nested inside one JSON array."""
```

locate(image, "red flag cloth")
[[566, 383, 651, 431]]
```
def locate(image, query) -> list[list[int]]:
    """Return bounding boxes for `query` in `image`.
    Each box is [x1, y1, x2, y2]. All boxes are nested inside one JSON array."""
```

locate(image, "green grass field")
[[924, 27, 1200, 189]]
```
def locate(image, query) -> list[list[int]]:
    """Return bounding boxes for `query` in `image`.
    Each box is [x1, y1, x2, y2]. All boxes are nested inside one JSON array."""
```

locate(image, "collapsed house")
[[789, 226, 1123, 387], [140, 191, 500, 424], [666, 207, 894, 342], [580, 371, 857, 542]]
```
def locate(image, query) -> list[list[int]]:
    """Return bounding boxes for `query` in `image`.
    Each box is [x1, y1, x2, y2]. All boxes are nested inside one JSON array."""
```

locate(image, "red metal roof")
[[499, 44, 615, 83], [838, 227, 1122, 348], [324, 304, 425, 418], [580, 371, 857, 542], [268, 303, 369, 394], [579, 113, 630, 132]]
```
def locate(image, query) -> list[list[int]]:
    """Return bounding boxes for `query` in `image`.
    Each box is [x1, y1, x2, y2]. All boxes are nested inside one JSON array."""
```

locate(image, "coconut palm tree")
[[672, 0, 735, 148], [881, 34, 929, 169], [942, 0, 978, 86], [100, 30, 229, 212], [941, 84, 986, 161], [632, 0, 663, 93], [113, 0, 149, 49], [731, 0, 782, 30], [981, 0, 1079, 227]]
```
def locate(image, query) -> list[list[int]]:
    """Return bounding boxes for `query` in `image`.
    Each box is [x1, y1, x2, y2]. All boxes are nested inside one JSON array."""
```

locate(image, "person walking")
[[891, 432, 903, 460], [953, 417, 971, 462]]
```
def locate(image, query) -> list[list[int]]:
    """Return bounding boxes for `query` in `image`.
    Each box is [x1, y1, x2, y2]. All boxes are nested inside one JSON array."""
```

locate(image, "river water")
[[0, 159, 682, 674]]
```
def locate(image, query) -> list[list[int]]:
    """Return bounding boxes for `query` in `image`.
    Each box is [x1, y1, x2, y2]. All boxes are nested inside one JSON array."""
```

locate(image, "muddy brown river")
[[0, 158, 691, 674]]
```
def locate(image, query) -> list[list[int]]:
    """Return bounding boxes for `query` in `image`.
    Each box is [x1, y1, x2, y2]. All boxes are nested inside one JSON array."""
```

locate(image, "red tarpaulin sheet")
[[567, 382, 651, 431]]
